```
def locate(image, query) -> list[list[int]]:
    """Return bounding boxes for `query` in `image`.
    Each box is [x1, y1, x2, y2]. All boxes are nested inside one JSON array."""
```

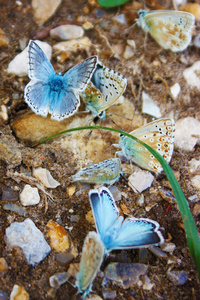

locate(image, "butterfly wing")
[[89, 187, 119, 239], [91, 64, 127, 114], [27, 40, 55, 81], [119, 118, 175, 173], [49, 89, 80, 121], [110, 218, 164, 250], [76, 231, 104, 298], [24, 81, 51, 117], [71, 158, 121, 185], [142, 10, 195, 52], [24, 40, 55, 116], [63, 56, 98, 92]]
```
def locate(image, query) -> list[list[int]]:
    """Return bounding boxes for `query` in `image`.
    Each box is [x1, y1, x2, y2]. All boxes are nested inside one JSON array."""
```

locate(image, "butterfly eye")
[[120, 134, 124, 137]]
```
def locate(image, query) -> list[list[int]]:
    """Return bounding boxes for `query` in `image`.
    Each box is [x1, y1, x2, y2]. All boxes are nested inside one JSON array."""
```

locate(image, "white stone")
[[161, 242, 176, 254], [189, 158, 200, 173], [33, 167, 60, 188], [6, 218, 51, 266], [53, 37, 91, 60], [141, 92, 162, 118], [127, 39, 136, 50], [7, 40, 52, 77], [128, 170, 154, 193], [112, 13, 127, 25], [123, 46, 134, 59], [20, 184, 40, 206], [0, 105, 8, 121], [32, 0, 62, 25], [170, 83, 181, 100], [136, 194, 144, 206], [174, 117, 200, 151], [10, 284, 29, 300], [191, 175, 200, 190], [183, 61, 200, 90], [50, 24, 84, 40]]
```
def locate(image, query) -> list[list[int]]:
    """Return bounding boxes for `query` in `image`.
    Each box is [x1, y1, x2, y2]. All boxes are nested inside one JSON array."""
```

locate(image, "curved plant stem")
[[38, 125, 200, 278]]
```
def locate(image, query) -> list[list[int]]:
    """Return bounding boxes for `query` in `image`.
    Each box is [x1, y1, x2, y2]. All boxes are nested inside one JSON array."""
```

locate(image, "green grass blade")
[[38, 125, 200, 277], [97, 0, 129, 7]]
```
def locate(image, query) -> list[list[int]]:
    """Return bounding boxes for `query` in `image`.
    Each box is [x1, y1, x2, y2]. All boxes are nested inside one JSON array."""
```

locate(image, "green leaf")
[[97, 0, 129, 8], [38, 125, 200, 278]]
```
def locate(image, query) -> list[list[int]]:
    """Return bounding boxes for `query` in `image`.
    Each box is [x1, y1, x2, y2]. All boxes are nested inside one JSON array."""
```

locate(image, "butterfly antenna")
[[154, 72, 168, 102], [107, 115, 125, 132]]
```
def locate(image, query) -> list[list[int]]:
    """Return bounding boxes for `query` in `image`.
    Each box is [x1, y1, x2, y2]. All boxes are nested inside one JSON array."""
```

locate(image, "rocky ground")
[[0, 0, 200, 299]]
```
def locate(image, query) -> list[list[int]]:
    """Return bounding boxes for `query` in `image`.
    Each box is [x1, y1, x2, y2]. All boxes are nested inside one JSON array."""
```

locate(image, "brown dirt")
[[0, 0, 200, 299]]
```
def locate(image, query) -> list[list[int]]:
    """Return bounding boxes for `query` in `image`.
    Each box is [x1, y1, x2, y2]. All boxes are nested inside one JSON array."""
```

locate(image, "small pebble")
[[49, 272, 70, 289], [1, 188, 18, 201], [193, 34, 200, 48], [50, 24, 84, 40], [148, 246, 168, 259], [189, 158, 200, 173], [6, 218, 51, 266], [120, 203, 131, 214], [70, 215, 79, 222], [188, 194, 198, 202], [191, 176, 200, 191], [136, 194, 144, 206], [53, 37, 92, 61], [0, 105, 8, 121], [192, 203, 200, 216], [170, 83, 181, 100], [113, 13, 127, 25], [10, 285, 29, 300], [55, 252, 74, 266], [3, 204, 27, 216], [108, 186, 121, 201], [143, 275, 155, 290], [128, 170, 154, 193], [67, 186, 76, 197], [0, 28, 9, 47], [0, 141, 22, 166], [161, 242, 176, 254], [174, 117, 200, 151], [0, 290, 8, 300], [0, 258, 8, 273], [183, 61, 200, 90], [102, 289, 117, 299], [47, 220, 71, 252], [11, 112, 68, 145], [20, 184, 40, 206], [167, 269, 188, 285], [179, 3, 200, 20], [33, 168, 60, 188], [123, 46, 134, 59], [32, 0, 62, 25], [85, 210, 95, 225], [142, 92, 162, 118], [103, 263, 148, 289]]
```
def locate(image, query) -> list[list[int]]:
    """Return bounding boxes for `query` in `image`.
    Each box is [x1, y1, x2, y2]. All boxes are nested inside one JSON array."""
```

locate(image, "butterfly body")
[[76, 231, 104, 299], [24, 40, 98, 121], [137, 9, 195, 52], [71, 158, 122, 185], [89, 187, 164, 252], [81, 63, 127, 119], [117, 118, 175, 173]]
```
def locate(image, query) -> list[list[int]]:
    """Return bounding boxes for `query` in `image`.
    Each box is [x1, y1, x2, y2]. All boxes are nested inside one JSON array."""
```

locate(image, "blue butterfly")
[[89, 187, 164, 252], [24, 40, 98, 121]]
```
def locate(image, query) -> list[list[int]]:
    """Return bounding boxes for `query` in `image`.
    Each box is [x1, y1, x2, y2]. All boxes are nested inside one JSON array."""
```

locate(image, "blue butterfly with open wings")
[[24, 40, 98, 121], [89, 187, 164, 252]]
